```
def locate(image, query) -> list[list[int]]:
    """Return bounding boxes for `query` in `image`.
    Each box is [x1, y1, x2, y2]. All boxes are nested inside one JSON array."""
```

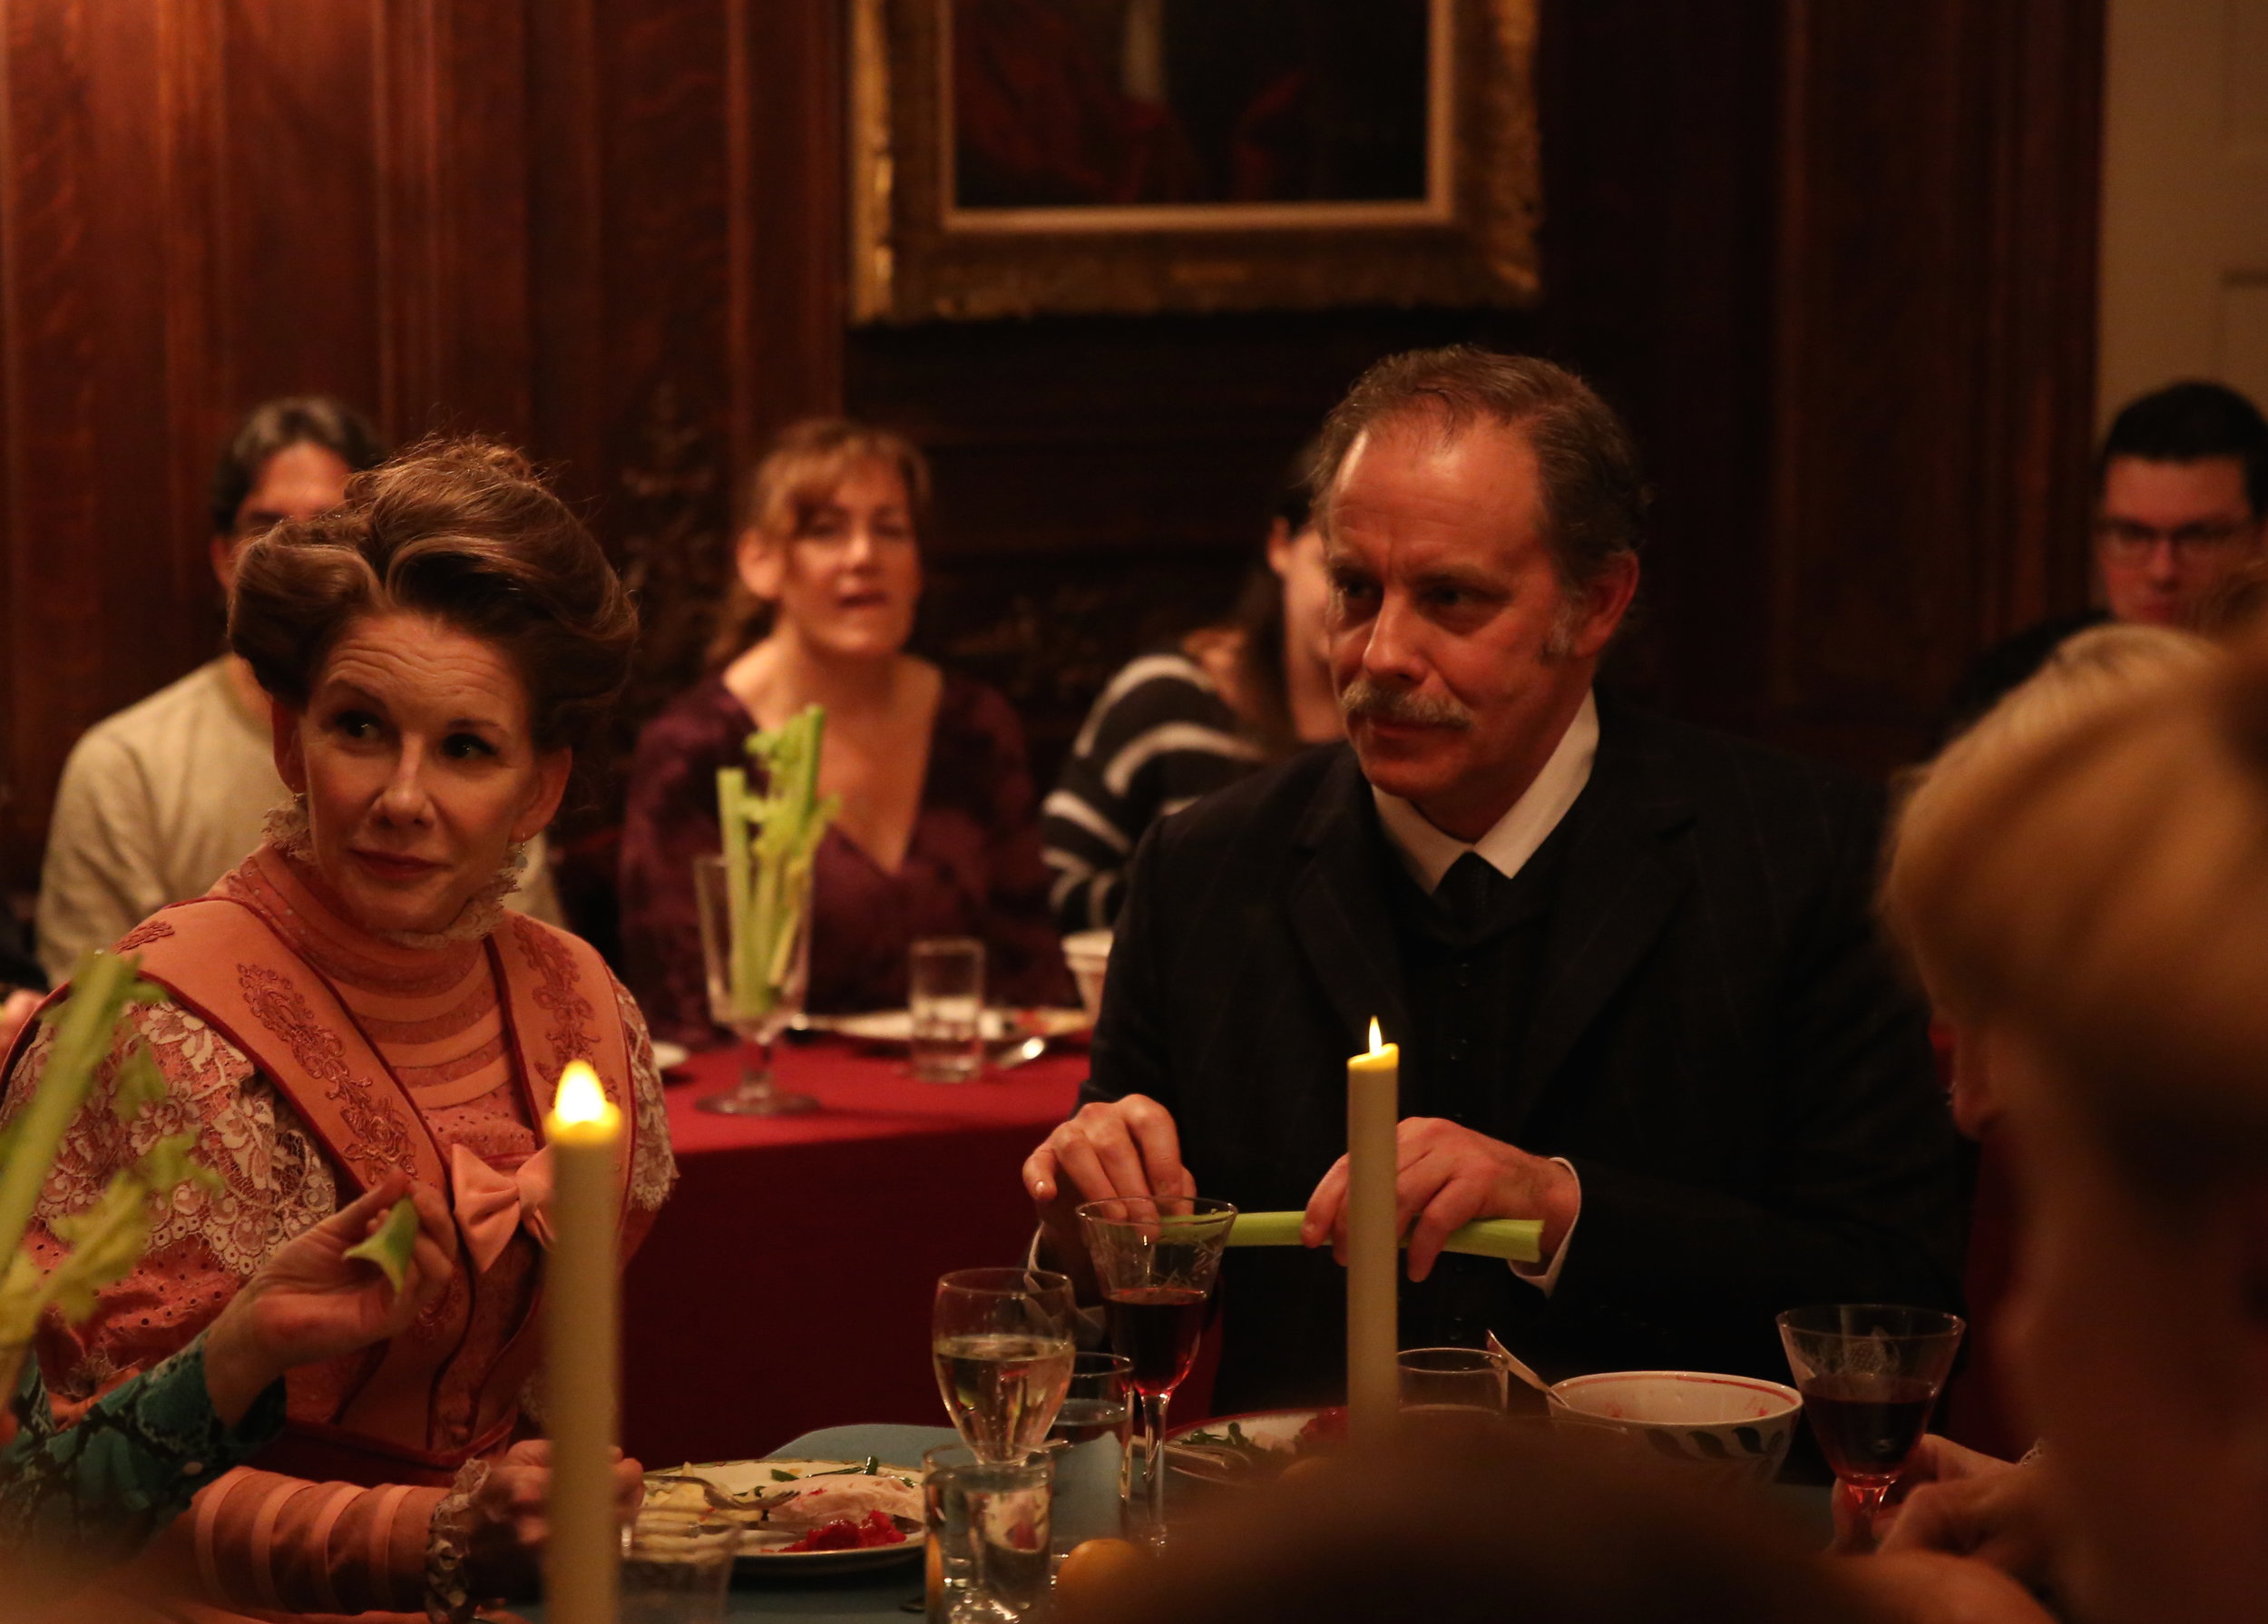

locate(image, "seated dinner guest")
[[1025, 348, 1962, 1411], [35, 397, 561, 984], [1044, 445, 1342, 933], [1941, 379, 2267, 739], [0, 439, 673, 1623], [621, 417, 1070, 1042], [1870, 624, 2268, 1624]]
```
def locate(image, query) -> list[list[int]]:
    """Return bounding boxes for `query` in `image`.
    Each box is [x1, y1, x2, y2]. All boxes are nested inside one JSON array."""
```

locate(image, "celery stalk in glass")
[[695, 705, 839, 1115]]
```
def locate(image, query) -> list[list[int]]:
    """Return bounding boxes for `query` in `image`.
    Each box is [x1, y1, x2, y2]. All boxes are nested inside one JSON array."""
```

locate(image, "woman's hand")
[[1875, 1439, 2061, 1590], [201, 1172, 457, 1423], [462, 1439, 647, 1598]]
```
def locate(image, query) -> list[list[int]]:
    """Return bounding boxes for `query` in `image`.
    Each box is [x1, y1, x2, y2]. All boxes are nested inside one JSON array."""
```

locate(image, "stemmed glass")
[[692, 851, 817, 1115], [1777, 1304, 1966, 1531], [931, 1267, 1078, 1462], [1077, 1195, 1237, 1550]]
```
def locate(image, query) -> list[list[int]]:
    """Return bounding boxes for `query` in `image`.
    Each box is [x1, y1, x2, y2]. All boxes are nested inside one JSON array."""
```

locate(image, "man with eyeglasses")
[[1942, 380, 2268, 738]]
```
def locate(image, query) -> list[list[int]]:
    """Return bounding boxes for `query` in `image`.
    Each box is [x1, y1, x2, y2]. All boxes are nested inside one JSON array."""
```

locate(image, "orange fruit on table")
[[1053, 1537, 1146, 1613]]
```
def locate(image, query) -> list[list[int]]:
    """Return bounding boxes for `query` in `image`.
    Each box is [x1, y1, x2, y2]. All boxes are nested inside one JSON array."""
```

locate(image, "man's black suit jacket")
[[1081, 695, 1964, 1413]]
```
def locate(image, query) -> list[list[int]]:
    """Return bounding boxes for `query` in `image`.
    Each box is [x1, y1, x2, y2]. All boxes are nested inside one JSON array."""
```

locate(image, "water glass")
[[1046, 1351, 1133, 1554], [911, 937, 986, 1083], [923, 1443, 1053, 1624], [620, 1516, 739, 1624], [1398, 1346, 1510, 1436]]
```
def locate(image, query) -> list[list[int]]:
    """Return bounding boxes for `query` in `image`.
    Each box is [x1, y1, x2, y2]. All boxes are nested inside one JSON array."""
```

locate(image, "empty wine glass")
[[1076, 1195, 1237, 1550], [1777, 1303, 1966, 1531], [931, 1267, 1077, 1463], [692, 851, 817, 1115]]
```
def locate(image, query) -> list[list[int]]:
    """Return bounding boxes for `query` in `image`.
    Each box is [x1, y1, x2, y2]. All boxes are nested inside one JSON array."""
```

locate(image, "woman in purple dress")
[[620, 418, 1072, 1045]]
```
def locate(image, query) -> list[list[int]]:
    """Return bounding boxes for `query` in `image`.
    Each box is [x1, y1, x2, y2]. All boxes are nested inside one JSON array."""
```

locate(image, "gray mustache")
[[1339, 678, 1475, 731]]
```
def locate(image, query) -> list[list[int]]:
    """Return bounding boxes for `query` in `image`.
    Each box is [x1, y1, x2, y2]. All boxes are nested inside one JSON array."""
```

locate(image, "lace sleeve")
[[609, 970, 678, 1215], [0, 1331, 288, 1584], [3, 999, 338, 1400]]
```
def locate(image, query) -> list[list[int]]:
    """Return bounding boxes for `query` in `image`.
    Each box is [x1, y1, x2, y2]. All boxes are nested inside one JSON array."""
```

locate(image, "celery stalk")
[[715, 705, 839, 1023], [1219, 1209, 1542, 1263], [0, 952, 218, 1401], [343, 1198, 420, 1293]]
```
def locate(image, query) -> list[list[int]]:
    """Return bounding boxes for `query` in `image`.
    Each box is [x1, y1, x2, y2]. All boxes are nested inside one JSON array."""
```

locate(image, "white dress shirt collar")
[[1370, 690, 1599, 895]]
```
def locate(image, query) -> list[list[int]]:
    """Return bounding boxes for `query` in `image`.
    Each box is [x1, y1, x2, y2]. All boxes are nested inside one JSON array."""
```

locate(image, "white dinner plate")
[[641, 1457, 925, 1571], [1164, 1408, 1333, 1484], [822, 1007, 1091, 1045], [650, 1041, 690, 1071]]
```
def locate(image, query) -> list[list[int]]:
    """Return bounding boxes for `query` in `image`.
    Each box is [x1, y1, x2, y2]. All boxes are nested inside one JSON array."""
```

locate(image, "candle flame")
[[1367, 1017, 1383, 1055], [552, 1061, 610, 1126]]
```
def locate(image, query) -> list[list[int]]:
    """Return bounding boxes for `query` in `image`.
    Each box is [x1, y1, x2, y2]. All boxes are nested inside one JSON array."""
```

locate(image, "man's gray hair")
[[1311, 347, 1650, 592]]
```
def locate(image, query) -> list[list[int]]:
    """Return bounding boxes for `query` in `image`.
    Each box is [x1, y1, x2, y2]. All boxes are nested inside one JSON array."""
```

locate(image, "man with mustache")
[[1024, 348, 1962, 1405]]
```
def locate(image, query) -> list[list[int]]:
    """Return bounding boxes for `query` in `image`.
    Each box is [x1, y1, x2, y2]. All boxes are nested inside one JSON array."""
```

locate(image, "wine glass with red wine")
[[1777, 1304, 1966, 1532], [1076, 1195, 1237, 1550]]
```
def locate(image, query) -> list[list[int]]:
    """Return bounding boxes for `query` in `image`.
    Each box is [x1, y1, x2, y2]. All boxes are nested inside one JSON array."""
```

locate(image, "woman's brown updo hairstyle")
[[228, 435, 637, 759]]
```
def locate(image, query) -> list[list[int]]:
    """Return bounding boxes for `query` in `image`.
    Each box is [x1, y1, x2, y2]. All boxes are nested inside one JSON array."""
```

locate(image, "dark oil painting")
[[951, 0, 1434, 211]]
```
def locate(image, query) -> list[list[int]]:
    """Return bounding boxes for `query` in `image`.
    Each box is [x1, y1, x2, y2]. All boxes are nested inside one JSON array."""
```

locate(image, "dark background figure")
[[1042, 445, 1341, 933], [1941, 379, 2268, 739]]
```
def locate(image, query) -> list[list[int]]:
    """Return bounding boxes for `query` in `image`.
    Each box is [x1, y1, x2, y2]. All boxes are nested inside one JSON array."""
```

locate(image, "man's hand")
[[1300, 1117, 1578, 1281], [202, 1172, 458, 1423], [1871, 1437, 2060, 1590], [1022, 1095, 1193, 1289]]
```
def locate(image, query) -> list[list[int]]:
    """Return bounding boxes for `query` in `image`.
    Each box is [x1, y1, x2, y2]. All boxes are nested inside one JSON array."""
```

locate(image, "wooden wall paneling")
[[729, 0, 846, 467], [1530, 0, 1783, 736], [214, 0, 386, 418], [374, 0, 534, 444], [1765, 0, 2101, 774], [2, 2, 208, 882]]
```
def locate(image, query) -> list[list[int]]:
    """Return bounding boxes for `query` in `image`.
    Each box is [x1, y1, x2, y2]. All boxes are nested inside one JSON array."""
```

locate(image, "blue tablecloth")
[[513, 1422, 1836, 1620]]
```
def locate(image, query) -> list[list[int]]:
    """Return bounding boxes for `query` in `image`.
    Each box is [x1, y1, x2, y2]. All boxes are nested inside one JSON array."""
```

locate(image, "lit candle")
[[543, 1061, 621, 1624], [1345, 1018, 1400, 1447]]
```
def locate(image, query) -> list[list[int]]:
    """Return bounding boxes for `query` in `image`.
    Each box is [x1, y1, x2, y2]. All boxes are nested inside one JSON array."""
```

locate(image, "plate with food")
[[641, 1456, 924, 1571], [1163, 1408, 1344, 1485], [821, 1007, 1091, 1045]]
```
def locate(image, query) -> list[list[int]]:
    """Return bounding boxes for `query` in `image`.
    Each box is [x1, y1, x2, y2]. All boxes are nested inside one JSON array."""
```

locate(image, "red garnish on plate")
[[781, 1510, 905, 1552]]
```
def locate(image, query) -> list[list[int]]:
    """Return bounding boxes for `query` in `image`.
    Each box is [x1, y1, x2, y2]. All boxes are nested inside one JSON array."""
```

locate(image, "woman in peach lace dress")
[[0, 440, 675, 1623]]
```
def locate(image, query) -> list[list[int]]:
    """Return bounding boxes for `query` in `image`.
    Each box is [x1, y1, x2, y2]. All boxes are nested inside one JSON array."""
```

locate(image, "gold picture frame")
[[849, 0, 1541, 322]]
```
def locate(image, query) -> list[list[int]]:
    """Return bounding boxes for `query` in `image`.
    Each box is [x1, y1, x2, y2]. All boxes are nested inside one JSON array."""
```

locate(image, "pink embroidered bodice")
[[0, 845, 676, 1622], [218, 849, 546, 1452]]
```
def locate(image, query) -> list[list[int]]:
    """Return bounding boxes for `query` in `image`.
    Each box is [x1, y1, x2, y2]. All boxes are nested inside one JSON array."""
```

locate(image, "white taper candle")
[[543, 1061, 621, 1624], [1346, 1018, 1401, 1447]]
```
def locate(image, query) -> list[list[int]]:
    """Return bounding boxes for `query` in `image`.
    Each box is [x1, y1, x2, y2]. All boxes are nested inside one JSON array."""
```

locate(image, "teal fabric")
[[1, 1331, 288, 1574]]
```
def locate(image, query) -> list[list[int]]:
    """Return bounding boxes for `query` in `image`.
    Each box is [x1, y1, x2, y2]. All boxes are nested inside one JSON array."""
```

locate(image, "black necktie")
[[1434, 850, 1507, 936]]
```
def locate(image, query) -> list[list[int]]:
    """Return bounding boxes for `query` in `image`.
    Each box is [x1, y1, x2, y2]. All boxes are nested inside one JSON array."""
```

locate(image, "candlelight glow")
[[1368, 1017, 1383, 1055], [551, 1061, 615, 1130]]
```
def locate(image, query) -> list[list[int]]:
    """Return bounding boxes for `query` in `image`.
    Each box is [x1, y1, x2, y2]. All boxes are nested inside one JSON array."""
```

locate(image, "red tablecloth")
[[621, 1039, 1083, 1466]]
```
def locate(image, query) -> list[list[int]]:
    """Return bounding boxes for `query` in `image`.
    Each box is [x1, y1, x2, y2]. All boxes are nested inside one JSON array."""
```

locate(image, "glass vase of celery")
[[692, 704, 838, 1116]]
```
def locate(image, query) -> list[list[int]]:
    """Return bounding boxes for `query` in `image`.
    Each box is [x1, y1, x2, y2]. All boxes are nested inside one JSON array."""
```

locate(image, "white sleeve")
[[1506, 1159, 1580, 1298], [35, 729, 170, 983]]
